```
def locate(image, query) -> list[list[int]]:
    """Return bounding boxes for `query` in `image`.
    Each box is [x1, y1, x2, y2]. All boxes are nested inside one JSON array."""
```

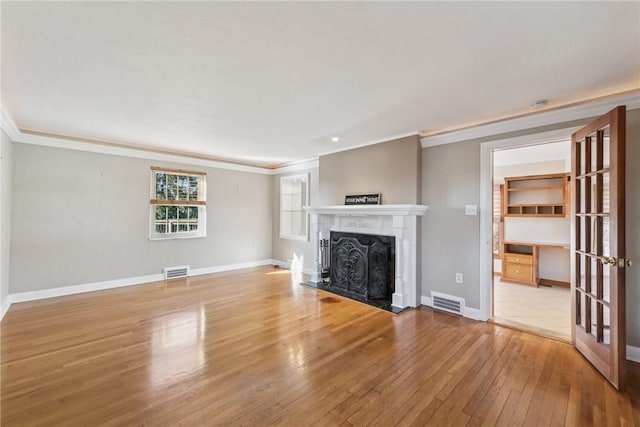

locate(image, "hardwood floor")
[[1, 266, 639, 426]]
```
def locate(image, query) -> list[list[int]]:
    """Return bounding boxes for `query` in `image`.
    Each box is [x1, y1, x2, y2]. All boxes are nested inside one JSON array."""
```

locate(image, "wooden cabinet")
[[503, 173, 569, 217], [502, 243, 538, 286]]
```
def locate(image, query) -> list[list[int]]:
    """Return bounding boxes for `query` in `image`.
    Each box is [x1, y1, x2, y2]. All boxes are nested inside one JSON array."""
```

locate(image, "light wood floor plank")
[[1, 266, 639, 426]]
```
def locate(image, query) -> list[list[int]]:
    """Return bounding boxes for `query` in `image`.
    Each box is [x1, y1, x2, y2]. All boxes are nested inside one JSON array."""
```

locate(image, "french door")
[[571, 106, 628, 390]]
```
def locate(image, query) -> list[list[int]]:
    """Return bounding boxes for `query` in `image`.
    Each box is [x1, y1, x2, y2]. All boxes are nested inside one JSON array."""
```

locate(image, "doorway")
[[491, 141, 572, 341]]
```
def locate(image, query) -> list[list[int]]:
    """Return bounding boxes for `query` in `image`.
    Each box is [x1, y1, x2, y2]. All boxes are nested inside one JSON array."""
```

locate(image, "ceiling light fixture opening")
[[331, 136, 340, 143], [530, 100, 549, 110]]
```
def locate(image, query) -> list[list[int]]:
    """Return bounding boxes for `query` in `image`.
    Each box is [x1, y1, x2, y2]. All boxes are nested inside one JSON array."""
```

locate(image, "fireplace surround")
[[305, 204, 428, 309]]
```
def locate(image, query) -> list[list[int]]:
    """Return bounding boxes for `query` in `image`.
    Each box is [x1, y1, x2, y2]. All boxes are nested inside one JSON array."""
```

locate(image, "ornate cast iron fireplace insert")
[[329, 231, 395, 301]]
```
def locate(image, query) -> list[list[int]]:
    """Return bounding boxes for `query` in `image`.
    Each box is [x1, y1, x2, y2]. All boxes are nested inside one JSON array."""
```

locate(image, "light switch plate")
[[465, 205, 478, 216]]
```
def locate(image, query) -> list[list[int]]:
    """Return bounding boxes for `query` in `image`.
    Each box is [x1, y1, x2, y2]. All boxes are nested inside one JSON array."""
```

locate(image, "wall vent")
[[430, 291, 465, 316], [163, 265, 190, 280]]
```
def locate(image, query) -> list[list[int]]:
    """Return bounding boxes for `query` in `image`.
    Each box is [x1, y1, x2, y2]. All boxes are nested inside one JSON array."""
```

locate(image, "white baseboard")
[[271, 259, 314, 276], [0, 297, 11, 322], [463, 306, 482, 321], [5, 259, 276, 307], [420, 294, 481, 321], [627, 345, 640, 363], [271, 259, 289, 268], [10, 273, 165, 303], [190, 259, 274, 276]]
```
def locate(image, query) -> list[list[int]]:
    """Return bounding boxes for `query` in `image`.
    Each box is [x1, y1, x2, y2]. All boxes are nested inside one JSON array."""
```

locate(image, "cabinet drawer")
[[504, 253, 533, 265], [504, 263, 533, 282]]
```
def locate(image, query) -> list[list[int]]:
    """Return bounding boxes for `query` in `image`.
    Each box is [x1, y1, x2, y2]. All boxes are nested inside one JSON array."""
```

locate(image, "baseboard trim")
[[7, 259, 276, 306], [420, 295, 481, 321], [538, 278, 570, 288], [0, 298, 12, 322], [271, 259, 314, 276], [628, 345, 640, 363], [190, 259, 274, 277], [10, 273, 165, 303]]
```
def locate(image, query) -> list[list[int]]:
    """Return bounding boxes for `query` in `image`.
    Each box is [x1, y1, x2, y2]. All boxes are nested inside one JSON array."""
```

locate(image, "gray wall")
[[1, 129, 13, 308], [422, 141, 481, 307], [421, 108, 640, 348], [318, 135, 421, 205], [10, 144, 272, 293], [271, 167, 319, 270]]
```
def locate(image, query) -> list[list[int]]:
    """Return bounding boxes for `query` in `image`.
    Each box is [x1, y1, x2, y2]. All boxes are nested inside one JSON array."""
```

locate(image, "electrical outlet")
[[465, 205, 478, 216], [455, 273, 463, 284]]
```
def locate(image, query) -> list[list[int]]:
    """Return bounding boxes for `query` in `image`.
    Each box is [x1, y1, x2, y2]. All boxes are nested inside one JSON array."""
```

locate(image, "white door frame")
[[478, 127, 582, 321]]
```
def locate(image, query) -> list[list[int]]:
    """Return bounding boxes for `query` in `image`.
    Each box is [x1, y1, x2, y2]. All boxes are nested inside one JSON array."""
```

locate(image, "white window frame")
[[279, 173, 309, 241], [149, 167, 207, 240]]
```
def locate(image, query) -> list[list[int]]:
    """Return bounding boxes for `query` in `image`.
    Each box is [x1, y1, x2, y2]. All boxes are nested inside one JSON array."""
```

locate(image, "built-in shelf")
[[503, 173, 569, 217]]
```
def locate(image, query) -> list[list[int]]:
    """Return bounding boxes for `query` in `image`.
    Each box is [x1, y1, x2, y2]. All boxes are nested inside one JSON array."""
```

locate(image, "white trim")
[[463, 306, 482, 321], [478, 126, 582, 323], [628, 345, 640, 364], [17, 129, 273, 175], [271, 259, 314, 276], [420, 295, 480, 321], [0, 108, 21, 141], [10, 273, 165, 303], [271, 259, 290, 269], [189, 259, 274, 276], [6, 259, 275, 304], [421, 92, 640, 147], [0, 298, 12, 321], [272, 158, 319, 174], [306, 204, 428, 216]]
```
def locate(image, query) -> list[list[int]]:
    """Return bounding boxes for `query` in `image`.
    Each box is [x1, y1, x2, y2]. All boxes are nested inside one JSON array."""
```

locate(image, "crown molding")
[[1, 107, 279, 174], [420, 90, 640, 148], [0, 107, 21, 141], [271, 158, 319, 174], [1, 106, 322, 175]]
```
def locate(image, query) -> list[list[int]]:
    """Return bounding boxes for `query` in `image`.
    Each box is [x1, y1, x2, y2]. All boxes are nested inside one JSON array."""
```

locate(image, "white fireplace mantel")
[[304, 204, 428, 310]]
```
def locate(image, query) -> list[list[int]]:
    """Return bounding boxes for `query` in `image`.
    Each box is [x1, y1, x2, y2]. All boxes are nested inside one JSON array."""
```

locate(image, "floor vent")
[[430, 291, 465, 316], [163, 265, 190, 280]]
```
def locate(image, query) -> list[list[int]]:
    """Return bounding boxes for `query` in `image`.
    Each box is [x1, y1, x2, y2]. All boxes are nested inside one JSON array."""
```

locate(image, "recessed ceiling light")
[[331, 136, 340, 143], [530, 100, 548, 110]]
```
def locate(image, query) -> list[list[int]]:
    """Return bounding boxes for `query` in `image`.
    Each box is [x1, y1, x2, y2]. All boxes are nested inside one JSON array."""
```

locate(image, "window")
[[150, 167, 206, 239], [280, 173, 309, 241]]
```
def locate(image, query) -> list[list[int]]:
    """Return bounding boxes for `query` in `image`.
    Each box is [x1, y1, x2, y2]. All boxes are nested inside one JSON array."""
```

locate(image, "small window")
[[280, 173, 309, 241], [150, 167, 206, 240]]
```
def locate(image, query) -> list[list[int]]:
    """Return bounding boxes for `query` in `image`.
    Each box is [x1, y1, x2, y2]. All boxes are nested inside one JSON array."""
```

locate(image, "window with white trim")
[[150, 167, 206, 239], [280, 173, 309, 241]]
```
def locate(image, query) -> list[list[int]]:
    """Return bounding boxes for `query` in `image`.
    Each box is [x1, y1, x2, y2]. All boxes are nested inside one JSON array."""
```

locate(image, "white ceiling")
[[2, 2, 639, 167], [493, 140, 571, 167]]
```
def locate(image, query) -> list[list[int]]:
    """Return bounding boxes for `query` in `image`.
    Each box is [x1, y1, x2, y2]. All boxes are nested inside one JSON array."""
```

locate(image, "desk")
[[502, 241, 570, 287]]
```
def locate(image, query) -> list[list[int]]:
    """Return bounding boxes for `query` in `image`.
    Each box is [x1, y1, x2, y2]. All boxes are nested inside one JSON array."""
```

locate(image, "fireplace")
[[305, 204, 428, 310], [329, 231, 395, 301]]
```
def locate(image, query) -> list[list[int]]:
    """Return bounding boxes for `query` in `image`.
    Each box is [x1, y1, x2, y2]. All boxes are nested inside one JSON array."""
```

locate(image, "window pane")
[[155, 206, 166, 220], [189, 176, 199, 200], [177, 176, 188, 200], [177, 206, 187, 219], [156, 173, 166, 199], [189, 206, 198, 219], [281, 194, 293, 211], [166, 174, 177, 200], [168, 206, 178, 220], [291, 193, 302, 210], [280, 212, 292, 236]]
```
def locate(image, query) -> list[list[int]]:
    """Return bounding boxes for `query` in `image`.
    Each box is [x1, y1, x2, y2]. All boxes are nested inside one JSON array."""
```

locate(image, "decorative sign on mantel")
[[345, 193, 381, 205]]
